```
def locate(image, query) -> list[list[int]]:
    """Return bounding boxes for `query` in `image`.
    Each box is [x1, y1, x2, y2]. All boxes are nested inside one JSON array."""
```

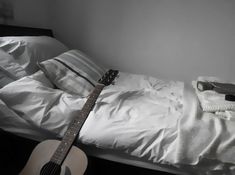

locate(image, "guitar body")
[[20, 140, 88, 175]]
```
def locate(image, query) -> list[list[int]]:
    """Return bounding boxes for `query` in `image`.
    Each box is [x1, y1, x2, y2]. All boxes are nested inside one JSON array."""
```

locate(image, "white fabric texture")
[[38, 50, 106, 96], [0, 98, 56, 140], [0, 36, 68, 74], [0, 70, 15, 88], [0, 50, 27, 78], [1, 72, 235, 174], [0, 50, 27, 87], [192, 77, 235, 120], [172, 84, 235, 174]]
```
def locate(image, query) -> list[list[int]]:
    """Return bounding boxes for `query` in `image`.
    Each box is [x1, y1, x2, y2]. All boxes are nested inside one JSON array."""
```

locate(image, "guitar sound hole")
[[40, 161, 61, 175]]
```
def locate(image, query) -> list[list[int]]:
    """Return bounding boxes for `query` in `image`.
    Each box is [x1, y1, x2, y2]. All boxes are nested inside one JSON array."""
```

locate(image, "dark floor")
[[0, 129, 174, 175], [86, 157, 174, 175]]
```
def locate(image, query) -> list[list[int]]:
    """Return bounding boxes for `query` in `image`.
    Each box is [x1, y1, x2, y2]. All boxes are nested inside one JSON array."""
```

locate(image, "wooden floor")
[[0, 129, 174, 175]]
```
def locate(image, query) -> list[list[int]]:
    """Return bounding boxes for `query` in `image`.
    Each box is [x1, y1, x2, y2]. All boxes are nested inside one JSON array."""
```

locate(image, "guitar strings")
[[50, 164, 57, 175], [40, 162, 58, 175], [49, 162, 59, 175]]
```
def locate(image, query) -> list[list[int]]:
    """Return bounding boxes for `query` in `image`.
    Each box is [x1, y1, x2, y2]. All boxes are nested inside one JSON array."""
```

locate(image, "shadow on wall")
[[0, 0, 52, 29], [0, 1, 14, 24]]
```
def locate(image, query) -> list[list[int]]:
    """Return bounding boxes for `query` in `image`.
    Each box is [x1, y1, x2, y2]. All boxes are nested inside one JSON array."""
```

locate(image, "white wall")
[[0, 0, 52, 28], [54, 0, 235, 81]]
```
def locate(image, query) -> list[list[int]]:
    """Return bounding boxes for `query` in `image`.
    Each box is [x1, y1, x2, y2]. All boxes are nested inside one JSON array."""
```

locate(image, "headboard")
[[0, 24, 53, 37]]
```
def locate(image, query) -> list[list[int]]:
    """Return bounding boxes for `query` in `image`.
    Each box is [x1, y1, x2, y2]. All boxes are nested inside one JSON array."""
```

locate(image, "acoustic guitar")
[[20, 69, 119, 175]]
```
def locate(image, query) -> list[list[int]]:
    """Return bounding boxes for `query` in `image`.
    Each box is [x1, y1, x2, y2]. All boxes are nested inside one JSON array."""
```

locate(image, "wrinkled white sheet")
[[171, 84, 235, 174], [0, 71, 235, 174]]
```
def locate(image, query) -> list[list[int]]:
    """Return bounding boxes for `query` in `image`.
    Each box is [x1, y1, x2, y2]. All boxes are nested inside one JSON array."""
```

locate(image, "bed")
[[1, 24, 235, 175]]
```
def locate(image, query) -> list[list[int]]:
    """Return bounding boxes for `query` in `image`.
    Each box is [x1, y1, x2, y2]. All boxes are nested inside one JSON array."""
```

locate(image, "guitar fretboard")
[[50, 84, 105, 165]]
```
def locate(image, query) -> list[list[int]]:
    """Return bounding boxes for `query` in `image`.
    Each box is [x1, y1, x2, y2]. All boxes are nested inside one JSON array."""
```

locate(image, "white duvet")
[[0, 71, 235, 174]]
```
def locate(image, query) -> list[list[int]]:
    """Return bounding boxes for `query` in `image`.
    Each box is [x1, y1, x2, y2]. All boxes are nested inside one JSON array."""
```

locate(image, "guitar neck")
[[51, 84, 105, 165]]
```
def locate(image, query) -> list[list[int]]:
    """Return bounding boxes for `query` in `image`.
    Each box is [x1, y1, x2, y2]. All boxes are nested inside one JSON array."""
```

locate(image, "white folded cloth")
[[192, 76, 235, 120]]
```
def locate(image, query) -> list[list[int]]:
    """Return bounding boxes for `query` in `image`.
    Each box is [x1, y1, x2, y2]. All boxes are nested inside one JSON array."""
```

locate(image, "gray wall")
[[51, 0, 235, 82], [1, 0, 235, 82], [0, 0, 52, 28]]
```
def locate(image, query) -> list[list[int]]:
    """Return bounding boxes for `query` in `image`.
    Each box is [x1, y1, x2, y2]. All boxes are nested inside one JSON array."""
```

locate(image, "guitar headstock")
[[99, 69, 119, 86]]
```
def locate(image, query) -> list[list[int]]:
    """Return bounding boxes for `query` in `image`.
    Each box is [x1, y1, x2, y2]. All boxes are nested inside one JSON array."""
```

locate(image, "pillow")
[[0, 36, 68, 74], [38, 49, 106, 96], [0, 50, 27, 87]]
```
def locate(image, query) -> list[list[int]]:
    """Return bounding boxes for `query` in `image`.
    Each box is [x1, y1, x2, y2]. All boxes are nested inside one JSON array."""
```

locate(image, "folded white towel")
[[192, 76, 235, 120], [215, 111, 235, 121]]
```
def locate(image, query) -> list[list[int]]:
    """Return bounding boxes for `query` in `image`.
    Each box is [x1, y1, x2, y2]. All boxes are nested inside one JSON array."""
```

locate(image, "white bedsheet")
[[0, 71, 235, 174]]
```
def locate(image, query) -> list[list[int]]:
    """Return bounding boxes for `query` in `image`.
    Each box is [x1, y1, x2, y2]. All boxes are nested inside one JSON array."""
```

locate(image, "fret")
[[50, 70, 118, 166]]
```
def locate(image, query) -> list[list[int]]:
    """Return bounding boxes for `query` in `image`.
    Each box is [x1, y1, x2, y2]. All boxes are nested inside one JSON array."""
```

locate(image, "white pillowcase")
[[38, 50, 106, 96], [0, 50, 27, 87], [0, 36, 68, 74]]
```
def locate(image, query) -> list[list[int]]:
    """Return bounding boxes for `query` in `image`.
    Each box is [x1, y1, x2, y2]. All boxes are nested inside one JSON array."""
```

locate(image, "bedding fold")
[[192, 76, 235, 120]]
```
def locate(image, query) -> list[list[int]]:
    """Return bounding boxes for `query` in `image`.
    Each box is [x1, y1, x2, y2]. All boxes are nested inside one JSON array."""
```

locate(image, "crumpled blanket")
[[1, 72, 235, 174]]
